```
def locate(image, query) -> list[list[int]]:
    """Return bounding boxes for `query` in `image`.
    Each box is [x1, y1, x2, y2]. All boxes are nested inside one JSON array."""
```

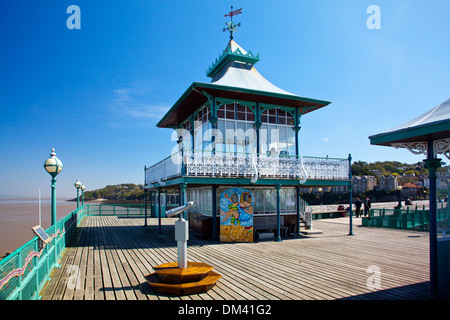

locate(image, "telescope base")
[[145, 262, 221, 296]]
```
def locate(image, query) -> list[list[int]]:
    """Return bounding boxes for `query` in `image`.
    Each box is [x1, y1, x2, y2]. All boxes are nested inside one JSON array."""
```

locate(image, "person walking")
[[364, 197, 371, 217], [355, 197, 362, 218]]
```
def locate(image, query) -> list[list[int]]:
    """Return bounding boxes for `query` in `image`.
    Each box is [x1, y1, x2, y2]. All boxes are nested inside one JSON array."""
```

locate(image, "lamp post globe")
[[43, 148, 63, 226], [81, 184, 85, 206], [74, 178, 82, 208]]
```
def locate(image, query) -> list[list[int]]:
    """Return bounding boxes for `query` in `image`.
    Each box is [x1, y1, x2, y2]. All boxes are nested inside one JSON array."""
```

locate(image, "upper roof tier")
[[208, 40, 296, 97], [157, 40, 331, 128]]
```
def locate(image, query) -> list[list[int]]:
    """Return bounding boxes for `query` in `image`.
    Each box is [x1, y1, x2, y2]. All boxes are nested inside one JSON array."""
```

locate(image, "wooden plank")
[[83, 217, 95, 300], [92, 216, 105, 300]]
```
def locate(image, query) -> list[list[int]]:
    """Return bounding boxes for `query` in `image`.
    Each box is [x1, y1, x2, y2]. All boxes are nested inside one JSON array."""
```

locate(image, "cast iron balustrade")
[[145, 150, 350, 185]]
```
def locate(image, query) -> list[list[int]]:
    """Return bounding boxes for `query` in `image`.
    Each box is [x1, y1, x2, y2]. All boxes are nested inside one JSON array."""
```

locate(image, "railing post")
[[295, 186, 301, 237], [158, 187, 162, 234], [275, 184, 282, 242]]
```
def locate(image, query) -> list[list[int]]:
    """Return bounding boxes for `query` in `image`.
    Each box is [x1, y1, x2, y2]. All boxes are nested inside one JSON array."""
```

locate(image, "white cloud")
[[321, 137, 330, 142], [123, 105, 169, 119], [111, 86, 170, 120]]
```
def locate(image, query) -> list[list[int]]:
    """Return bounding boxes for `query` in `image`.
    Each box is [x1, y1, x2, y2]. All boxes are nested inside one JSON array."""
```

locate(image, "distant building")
[[352, 176, 376, 193], [378, 175, 398, 191]]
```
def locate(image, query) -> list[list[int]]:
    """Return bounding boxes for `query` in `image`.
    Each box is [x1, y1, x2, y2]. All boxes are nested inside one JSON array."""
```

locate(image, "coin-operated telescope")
[[166, 201, 194, 269], [146, 200, 221, 295]]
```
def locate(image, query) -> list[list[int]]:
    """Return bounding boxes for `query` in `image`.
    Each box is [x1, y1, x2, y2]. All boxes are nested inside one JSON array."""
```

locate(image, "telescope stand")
[[145, 212, 221, 295]]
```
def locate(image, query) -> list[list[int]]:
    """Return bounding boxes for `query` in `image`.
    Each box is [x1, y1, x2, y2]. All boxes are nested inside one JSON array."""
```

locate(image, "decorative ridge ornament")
[[223, 6, 242, 40]]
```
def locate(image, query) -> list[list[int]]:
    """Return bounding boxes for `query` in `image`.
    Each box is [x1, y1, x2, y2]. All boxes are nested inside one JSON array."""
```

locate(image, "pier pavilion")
[[145, 38, 351, 242]]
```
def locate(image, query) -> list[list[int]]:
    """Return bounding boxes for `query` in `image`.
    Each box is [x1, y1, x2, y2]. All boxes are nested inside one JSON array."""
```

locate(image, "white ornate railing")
[[145, 150, 350, 185]]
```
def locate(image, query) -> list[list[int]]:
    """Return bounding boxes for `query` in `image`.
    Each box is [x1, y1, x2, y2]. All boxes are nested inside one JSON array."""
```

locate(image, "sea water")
[[0, 197, 76, 257]]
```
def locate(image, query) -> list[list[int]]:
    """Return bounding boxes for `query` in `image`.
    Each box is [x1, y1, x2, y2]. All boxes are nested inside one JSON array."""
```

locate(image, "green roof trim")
[[369, 120, 450, 146], [195, 82, 331, 105], [156, 82, 331, 128], [206, 46, 260, 78]]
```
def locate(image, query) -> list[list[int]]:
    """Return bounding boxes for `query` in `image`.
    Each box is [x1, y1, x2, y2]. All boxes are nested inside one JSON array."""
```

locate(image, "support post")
[[295, 108, 301, 157], [424, 140, 441, 299], [150, 190, 154, 218], [51, 177, 57, 226], [296, 186, 301, 237], [144, 186, 148, 226], [348, 154, 354, 236], [158, 187, 162, 234], [212, 185, 218, 240], [255, 102, 261, 155], [276, 184, 282, 242], [180, 183, 187, 219]]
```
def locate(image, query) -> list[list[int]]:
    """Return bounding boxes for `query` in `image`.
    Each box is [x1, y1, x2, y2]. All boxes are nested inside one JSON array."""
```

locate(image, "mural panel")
[[220, 187, 253, 242]]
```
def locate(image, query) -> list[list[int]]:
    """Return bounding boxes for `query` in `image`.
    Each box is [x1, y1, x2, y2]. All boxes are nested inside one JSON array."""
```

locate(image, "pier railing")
[[84, 204, 148, 216], [365, 204, 449, 236], [0, 206, 84, 300], [145, 150, 350, 185], [0, 203, 150, 300]]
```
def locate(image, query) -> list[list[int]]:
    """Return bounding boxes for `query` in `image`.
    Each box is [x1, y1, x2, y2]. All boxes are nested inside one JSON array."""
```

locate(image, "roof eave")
[[369, 120, 450, 146], [157, 82, 332, 128]]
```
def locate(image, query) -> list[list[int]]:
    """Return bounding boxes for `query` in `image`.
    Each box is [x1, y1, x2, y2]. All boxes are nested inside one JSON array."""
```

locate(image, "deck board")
[[40, 216, 430, 300]]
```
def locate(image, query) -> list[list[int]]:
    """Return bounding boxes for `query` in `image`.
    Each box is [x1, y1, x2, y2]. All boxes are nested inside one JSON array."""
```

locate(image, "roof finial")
[[223, 5, 242, 40]]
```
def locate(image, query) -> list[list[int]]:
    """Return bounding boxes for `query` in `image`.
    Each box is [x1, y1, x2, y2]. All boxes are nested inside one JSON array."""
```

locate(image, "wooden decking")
[[40, 215, 431, 300]]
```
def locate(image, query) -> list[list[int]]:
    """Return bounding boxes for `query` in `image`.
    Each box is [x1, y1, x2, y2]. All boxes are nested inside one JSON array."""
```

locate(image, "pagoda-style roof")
[[157, 40, 331, 128]]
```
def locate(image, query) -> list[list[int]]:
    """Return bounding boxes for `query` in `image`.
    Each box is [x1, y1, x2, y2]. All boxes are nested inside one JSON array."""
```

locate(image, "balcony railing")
[[145, 150, 350, 185]]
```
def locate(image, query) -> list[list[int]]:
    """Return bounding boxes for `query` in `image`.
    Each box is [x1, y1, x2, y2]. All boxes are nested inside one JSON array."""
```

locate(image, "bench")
[[253, 215, 289, 238]]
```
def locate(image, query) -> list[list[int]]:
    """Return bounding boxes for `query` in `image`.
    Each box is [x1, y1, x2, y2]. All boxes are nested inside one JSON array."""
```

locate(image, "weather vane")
[[223, 6, 242, 40]]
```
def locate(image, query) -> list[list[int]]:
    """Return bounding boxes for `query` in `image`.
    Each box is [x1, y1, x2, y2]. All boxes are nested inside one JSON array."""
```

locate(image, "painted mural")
[[220, 187, 253, 242]]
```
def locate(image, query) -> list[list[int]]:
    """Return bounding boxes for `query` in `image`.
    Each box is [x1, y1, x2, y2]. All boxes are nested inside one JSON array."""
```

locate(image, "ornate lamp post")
[[81, 184, 85, 207], [74, 178, 82, 208], [43, 148, 63, 226]]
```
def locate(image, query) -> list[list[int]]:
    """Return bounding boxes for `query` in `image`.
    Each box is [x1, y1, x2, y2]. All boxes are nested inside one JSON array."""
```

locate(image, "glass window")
[[268, 109, 277, 124], [279, 126, 287, 155], [202, 122, 213, 152], [288, 127, 295, 156], [217, 105, 225, 119], [278, 109, 286, 125], [225, 103, 235, 120], [268, 124, 279, 155], [237, 104, 246, 121], [261, 111, 268, 123], [260, 124, 268, 154], [225, 121, 235, 153]]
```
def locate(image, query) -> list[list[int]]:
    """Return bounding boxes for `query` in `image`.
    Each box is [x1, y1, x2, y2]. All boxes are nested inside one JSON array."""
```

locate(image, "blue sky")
[[1, 0, 449, 199]]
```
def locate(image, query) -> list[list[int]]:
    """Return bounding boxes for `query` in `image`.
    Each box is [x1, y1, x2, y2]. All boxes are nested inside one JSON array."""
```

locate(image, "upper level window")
[[195, 104, 210, 124], [218, 103, 255, 122], [261, 108, 294, 126]]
